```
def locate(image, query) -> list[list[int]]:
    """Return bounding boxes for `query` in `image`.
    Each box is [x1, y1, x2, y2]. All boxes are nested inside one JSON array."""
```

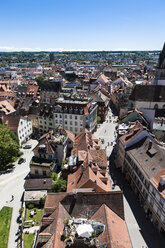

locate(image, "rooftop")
[[36, 191, 131, 248], [127, 137, 165, 179]]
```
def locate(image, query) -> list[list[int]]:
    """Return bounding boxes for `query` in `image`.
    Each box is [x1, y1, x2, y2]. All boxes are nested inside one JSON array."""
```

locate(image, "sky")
[[0, 0, 165, 51]]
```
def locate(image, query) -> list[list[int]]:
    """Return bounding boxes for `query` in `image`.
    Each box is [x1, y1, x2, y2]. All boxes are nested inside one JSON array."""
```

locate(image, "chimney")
[[81, 163, 84, 174], [158, 176, 165, 192], [94, 180, 97, 192], [159, 176, 165, 187], [148, 141, 152, 150]]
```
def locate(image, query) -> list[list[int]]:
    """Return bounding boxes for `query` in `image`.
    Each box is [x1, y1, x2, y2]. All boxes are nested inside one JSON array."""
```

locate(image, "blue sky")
[[0, 0, 165, 51]]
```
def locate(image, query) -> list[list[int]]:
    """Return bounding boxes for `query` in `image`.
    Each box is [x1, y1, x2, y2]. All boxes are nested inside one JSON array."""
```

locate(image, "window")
[[70, 127, 72, 131], [65, 115, 67, 118], [163, 218, 165, 225], [75, 116, 77, 120], [70, 115, 72, 119], [152, 188, 156, 196], [75, 128, 78, 132], [35, 170, 38, 175], [65, 121, 67, 125], [150, 198, 154, 207], [59, 115, 62, 118], [154, 104, 158, 109], [157, 208, 161, 218], [49, 123, 52, 126], [80, 107, 83, 114], [56, 120, 58, 123], [69, 107, 73, 113], [70, 121, 72, 125], [43, 171, 47, 176], [75, 121, 78, 126], [160, 197, 164, 207]]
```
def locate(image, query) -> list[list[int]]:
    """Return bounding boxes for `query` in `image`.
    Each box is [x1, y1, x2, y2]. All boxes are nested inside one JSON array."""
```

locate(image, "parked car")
[[18, 158, 26, 164], [23, 144, 32, 149]]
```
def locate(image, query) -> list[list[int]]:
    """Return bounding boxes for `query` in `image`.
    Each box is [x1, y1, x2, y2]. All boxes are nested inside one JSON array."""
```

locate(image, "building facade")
[[53, 98, 97, 135]]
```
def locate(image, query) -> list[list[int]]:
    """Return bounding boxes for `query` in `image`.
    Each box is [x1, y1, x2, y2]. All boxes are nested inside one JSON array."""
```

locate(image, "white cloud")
[[0, 46, 66, 52], [0, 46, 153, 52]]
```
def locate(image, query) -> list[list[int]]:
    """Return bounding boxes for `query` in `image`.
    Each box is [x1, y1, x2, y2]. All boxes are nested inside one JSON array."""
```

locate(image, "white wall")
[[17, 116, 33, 146]]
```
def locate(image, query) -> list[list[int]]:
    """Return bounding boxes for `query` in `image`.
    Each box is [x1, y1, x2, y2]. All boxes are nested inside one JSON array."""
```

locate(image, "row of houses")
[[115, 121, 165, 234], [33, 129, 132, 248]]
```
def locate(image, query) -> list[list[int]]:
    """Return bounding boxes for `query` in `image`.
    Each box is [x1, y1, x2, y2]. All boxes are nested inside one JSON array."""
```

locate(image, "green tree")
[[35, 76, 44, 85], [97, 116, 101, 124], [50, 172, 58, 181], [0, 125, 20, 169], [52, 178, 67, 192]]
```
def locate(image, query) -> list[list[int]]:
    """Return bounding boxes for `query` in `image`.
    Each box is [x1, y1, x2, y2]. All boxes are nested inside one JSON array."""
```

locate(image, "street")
[[0, 139, 38, 248], [94, 108, 165, 248]]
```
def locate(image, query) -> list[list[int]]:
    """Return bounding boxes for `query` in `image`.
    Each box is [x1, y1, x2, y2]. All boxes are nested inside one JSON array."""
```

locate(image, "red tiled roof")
[[72, 129, 101, 156], [65, 129, 75, 143], [119, 121, 144, 145], [37, 191, 131, 248], [91, 204, 132, 248], [26, 85, 39, 97], [150, 168, 165, 199], [0, 100, 16, 115], [67, 165, 111, 193], [2, 115, 20, 131]]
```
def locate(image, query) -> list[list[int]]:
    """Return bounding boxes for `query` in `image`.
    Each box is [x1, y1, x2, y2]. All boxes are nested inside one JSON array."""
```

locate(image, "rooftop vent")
[[39, 144, 46, 149]]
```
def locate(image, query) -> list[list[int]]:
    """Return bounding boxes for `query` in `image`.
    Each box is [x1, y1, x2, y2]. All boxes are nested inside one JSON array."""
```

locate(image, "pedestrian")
[[11, 195, 14, 201]]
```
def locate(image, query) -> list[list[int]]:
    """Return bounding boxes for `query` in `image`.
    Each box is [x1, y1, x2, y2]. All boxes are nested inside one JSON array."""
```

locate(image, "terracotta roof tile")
[[2, 115, 20, 131], [67, 165, 111, 193]]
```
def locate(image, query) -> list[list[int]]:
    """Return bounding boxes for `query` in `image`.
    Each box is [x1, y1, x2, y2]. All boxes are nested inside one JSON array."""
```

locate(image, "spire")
[[162, 42, 165, 54], [158, 42, 165, 68]]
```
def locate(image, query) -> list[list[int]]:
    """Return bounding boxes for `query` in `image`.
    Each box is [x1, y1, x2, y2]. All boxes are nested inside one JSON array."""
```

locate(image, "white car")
[[23, 144, 32, 149]]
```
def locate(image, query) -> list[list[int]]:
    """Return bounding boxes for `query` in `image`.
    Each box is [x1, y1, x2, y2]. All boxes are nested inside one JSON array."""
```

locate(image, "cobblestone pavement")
[[94, 108, 165, 248]]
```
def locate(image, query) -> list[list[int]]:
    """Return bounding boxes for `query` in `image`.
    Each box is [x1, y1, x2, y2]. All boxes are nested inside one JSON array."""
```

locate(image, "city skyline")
[[0, 0, 165, 51]]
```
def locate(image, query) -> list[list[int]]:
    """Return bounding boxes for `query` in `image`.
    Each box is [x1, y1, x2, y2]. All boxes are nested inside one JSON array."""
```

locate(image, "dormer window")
[[69, 106, 73, 114], [55, 105, 62, 113], [158, 175, 165, 192], [80, 107, 83, 115], [74, 107, 78, 114], [64, 106, 67, 113]]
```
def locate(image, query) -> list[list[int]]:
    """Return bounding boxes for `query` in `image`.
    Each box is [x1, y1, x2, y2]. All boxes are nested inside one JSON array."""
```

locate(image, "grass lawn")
[[25, 207, 43, 226], [0, 206, 13, 248], [23, 233, 34, 248]]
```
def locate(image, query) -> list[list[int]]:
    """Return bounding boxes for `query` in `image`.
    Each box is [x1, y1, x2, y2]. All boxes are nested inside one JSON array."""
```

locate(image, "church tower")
[[155, 43, 165, 85]]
